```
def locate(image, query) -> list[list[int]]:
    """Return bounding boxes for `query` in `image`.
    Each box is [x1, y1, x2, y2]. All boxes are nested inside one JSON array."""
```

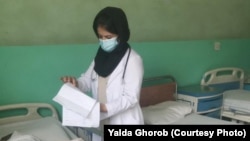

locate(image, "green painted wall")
[[0, 0, 250, 46], [1, 39, 250, 118]]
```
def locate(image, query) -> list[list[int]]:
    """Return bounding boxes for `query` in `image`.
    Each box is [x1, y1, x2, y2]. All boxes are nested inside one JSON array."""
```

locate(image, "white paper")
[[53, 83, 100, 127], [62, 102, 100, 127]]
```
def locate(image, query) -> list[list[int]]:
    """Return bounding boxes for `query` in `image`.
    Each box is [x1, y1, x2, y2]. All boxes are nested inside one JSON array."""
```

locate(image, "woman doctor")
[[61, 6, 144, 140]]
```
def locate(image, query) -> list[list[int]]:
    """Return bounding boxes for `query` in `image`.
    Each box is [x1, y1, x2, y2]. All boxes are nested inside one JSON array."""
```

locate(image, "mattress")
[[223, 89, 250, 114], [0, 117, 78, 141], [171, 113, 237, 125]]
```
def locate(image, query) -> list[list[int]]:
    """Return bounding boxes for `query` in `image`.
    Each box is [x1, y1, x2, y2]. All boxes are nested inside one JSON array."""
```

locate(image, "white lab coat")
[[77, 49, 144, 140]]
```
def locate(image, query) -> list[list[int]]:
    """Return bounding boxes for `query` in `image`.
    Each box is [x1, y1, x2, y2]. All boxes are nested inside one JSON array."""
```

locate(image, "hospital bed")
[[200, 67, 250, 124], [140, 75, 237, 125], [0, 103, 83, 141]]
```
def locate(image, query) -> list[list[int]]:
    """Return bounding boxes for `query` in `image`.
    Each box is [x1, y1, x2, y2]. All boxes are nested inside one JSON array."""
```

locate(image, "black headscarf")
[[93, 7, 130, 77]]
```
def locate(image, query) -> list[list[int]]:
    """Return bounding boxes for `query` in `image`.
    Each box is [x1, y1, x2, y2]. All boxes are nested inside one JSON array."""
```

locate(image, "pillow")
[[7, 131, 41, 141], [142, 101, 192, 124]]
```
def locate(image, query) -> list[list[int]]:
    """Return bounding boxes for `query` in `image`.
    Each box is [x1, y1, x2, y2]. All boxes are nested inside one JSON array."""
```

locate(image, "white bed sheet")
[[0, 117, 78, 141], [171, 113, 238, 125], [223, 90, 250, 114]]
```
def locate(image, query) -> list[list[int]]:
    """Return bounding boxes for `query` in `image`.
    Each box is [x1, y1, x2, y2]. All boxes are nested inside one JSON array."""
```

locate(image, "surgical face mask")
[[99, 37, 118, 52]]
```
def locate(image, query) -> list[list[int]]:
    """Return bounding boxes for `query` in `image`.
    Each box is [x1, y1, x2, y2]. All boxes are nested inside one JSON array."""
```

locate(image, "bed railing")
[[0, 103, 58, 125]]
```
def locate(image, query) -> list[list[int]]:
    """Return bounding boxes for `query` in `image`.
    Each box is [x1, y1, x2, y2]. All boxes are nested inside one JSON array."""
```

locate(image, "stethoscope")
[[91, 47, 131, 84]]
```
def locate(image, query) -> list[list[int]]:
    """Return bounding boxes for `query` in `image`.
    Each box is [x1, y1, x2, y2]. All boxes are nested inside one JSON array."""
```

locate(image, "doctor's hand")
[[60, 76, 78, 87]]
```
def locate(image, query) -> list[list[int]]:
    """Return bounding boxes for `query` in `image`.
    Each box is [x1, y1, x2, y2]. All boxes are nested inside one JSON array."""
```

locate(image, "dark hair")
[[93, 7, 130, 43]]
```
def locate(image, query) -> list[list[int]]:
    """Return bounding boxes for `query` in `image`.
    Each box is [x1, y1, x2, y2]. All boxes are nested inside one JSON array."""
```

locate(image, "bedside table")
[[177, 85, 224, 119], [244, 82, 250, 91]]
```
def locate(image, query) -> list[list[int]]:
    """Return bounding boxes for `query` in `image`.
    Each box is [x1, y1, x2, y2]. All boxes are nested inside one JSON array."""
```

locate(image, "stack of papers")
[[53, 83, 100, 127]]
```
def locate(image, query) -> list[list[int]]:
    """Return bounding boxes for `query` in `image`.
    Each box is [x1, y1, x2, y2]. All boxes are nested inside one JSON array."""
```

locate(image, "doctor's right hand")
[[60, 76, 78, 87]]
